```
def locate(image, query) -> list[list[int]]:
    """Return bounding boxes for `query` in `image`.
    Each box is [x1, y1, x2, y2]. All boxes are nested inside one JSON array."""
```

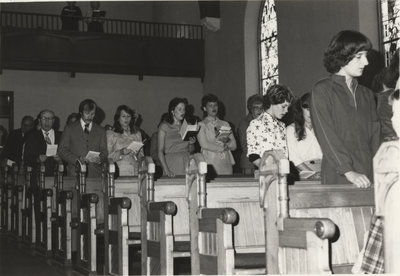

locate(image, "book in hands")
[[46, 144, 58, 157], [179, 120, 200, 141], [85, 151, 100, 162], [299, 170, 317, 180], [215, 125, 232, 141], [127, 140, 144, 153]]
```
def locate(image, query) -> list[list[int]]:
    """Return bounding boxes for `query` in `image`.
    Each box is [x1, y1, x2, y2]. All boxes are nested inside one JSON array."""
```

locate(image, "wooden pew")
[[1, 164, 13, 232], [259, 150, 373, 274], [35, 161, 54, 256], [374, 140, 400, 273], [186, 154, 266, 275], [71, 160, 104, 275], [21, 166, 36, 246], [141, 168, 190, 275], [51, 160, 75, 266], [102, 157, 148, 276], [9, 164, 22, 237]]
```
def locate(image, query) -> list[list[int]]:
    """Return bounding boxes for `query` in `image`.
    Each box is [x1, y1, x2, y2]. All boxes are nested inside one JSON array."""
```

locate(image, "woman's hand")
[[164, 169, 175, 178], [120, 147, 133, 155], [344, 171, 371, 188], [188, 136, 196, 144]]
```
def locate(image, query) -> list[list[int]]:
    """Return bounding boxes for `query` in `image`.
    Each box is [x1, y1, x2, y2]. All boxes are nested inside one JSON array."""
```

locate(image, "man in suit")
[[24, 109, 62, 175], [58, 99, 108, 178], [0, 115, 34, 167], [23, 109, 62, 242]]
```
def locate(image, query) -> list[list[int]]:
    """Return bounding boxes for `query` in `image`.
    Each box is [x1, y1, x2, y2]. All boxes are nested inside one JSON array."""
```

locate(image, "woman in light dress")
[[197, 94, 236, 175], [107, 105, 144, 176]]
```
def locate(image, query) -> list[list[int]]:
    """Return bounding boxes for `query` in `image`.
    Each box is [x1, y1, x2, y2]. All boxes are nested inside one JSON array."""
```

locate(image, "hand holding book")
[[179, 120, 200, 141]]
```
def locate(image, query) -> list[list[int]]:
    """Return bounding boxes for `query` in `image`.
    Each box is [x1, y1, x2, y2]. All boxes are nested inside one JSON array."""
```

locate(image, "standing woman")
[[158, 98, 195, 177], [197, 94, 237, 175], [107, 105, 144, 176], [247, 84, 294, 168], [311, 30, 380, 187], [286, 93, 323, 179]]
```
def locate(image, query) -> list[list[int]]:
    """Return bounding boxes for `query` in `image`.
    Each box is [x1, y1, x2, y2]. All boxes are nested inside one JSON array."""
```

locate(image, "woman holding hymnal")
[[107, 105, 145, 176], [158, 98, 196, 177], [197, 94, 237, 175]]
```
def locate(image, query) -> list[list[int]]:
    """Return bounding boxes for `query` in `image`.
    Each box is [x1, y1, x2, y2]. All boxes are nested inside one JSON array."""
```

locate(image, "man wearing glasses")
[[24, 109, 62, 243]]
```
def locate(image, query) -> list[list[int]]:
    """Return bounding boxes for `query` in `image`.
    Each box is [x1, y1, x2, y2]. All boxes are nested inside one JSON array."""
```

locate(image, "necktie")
[[44, 131, 52, 144], [84, 124, 90, 134]]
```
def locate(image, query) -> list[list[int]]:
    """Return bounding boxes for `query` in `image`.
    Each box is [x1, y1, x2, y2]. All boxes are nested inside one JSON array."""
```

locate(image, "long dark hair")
[[165, 98, 187, 124], [293, 93, 311, 141], [112, 105, 138, 134]]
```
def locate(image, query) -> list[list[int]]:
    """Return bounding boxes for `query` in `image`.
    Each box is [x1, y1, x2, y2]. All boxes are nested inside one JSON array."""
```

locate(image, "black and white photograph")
[[0, 0, 399, 275]]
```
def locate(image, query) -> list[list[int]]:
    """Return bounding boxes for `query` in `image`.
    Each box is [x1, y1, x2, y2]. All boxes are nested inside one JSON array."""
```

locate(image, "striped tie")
[[44, 131, 51, 144]]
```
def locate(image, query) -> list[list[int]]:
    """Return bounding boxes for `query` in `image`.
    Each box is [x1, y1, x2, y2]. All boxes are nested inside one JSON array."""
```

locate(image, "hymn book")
[[127, 140, 144, 153], [179, 120, 200, 141], [215, 125, 232, 141]]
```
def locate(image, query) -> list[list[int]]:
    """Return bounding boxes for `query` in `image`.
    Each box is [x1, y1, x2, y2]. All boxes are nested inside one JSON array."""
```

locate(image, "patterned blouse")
[[246, 111, 287, 158]]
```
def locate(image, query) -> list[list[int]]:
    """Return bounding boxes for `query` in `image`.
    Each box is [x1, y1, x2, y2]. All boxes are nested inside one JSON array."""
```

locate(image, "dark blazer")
[[58, 120, 108, 178], [24, 129, 62, 176], [1, 128, 32, 166]]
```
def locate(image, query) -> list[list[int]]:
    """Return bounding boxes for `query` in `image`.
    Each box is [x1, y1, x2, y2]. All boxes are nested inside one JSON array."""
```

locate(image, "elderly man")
[[58, 99, 107, 178], [24, 109, 62, 243], [24, 109, 62, 174]]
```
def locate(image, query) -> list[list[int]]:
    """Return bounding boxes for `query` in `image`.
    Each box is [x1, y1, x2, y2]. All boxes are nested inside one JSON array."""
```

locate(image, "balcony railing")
[[0, 11, 203, 40]]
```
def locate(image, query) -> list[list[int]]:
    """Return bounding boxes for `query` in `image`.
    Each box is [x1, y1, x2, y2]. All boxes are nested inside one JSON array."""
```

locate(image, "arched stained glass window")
[[381, 0, 400, 65], [260, 0, 278, 95]]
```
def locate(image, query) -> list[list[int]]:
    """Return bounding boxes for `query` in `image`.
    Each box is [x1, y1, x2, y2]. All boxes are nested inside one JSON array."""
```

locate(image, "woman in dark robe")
[[311, 30, 380, 187]]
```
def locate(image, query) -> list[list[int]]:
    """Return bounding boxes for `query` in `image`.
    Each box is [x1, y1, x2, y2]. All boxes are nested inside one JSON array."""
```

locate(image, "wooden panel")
[[199, 254, 218, 275]]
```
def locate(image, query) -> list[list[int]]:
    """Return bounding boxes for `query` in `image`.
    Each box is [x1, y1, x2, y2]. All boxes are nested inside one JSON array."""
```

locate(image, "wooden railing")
[[0, 11, 203, 40]]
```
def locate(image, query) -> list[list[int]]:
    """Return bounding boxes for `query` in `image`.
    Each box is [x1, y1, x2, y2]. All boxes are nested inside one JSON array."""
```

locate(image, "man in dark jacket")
[[1, 115, 34, 167]]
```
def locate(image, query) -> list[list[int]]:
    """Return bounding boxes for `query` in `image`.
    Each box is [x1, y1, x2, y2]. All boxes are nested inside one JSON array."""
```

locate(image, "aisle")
[[0, 233, 80, 276]]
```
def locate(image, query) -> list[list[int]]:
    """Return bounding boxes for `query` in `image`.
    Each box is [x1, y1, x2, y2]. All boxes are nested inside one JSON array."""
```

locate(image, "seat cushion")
[[234, 253, 265, 269]]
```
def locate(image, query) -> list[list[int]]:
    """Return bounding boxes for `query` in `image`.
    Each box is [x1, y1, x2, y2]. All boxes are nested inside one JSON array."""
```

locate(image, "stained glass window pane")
[[260, 0, 278, 95], [381, 0, 400, 65]]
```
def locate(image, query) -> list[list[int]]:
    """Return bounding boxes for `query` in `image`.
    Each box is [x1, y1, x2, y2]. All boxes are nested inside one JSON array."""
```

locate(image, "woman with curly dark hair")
[[311, 30, 380, 187], [286, 93, 322, 179], [107, 105, 144, 176], [247, 84, 294, 168]]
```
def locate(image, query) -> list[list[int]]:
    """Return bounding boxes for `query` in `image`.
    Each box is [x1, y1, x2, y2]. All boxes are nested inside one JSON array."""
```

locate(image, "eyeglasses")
[[41, 117, 54, 121]]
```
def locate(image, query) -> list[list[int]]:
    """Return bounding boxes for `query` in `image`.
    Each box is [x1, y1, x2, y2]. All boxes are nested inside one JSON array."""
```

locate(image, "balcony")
[[0, 11, 204, 78]]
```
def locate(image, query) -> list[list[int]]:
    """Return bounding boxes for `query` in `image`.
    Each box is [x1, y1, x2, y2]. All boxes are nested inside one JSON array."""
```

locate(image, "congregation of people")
[[0, 29, 399, 274]]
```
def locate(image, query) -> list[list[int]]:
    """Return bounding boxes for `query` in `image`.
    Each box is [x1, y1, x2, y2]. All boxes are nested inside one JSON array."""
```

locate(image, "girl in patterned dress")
[[247, 84, 294, 168]]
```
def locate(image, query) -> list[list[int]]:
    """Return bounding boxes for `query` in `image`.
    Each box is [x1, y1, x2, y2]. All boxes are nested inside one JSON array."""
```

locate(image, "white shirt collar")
[[41, 128, 55, 144], [80, 119, 92, 131]]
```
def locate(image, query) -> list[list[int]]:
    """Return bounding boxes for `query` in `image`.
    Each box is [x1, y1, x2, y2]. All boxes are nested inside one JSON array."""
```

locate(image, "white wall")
[[0, 70, 203, 135]]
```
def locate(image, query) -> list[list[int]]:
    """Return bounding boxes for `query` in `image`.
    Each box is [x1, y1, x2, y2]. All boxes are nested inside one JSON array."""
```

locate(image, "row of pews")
[[0, 140, 399, 275]]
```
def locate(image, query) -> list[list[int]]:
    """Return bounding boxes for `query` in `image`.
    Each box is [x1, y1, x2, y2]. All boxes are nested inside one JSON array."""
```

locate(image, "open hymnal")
[[127, 140, 144, 153], [299, 170, 317, 180], [179, 120, 200, 141], [215, 125, 231, 141], [46, 144, 58, 157], [85, 151, 100, 162]]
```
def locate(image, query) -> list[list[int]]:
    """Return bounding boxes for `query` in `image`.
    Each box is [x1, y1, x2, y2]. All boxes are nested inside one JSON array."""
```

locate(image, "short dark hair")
[[201, 94, 219, 109], [323, 30, 372, 74], [21, 115, 34, 124], [165, 97, 187, 124], [247, 94, 263, 113], [263, 84, 294, 110], [78, 99, 97, 114], [112, 105, 138, 134]]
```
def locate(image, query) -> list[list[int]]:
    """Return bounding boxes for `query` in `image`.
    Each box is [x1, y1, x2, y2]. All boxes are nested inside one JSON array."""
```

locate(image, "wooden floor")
[[0, 233, 80, 276], [0, 232, 191, 276]]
